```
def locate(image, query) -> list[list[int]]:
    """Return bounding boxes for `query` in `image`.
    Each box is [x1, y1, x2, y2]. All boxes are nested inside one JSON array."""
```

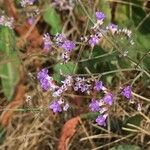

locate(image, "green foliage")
[[0, 26, 20, 101], [114, 0, 150, 70], [43, 6, 62, 34], [0, 125, 6, 144], [98, 0, 111, 24], [109, 144, 141, 150], [123, 114, 143, 127], [53, 62, 76, 82], [80, 112, 99, 120]]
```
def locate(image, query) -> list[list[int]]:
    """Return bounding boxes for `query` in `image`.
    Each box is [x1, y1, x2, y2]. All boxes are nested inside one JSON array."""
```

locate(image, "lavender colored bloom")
[[39, 78, 51, 91], [74, 77, 91, 93], [37, 69, 57, 91], [61, 52, 70, 63], [61, 76, 73, 87], [88, 35, 99, 47], [94, 81, 104, 91], [37, 68, 48, 80], [27, 17, 35, 25], [49, 101, 62, 113], [96, 115, 107, 126], [55, 33, 66, 46], [95, 11, 105, 21], [89, 99, 100, 112], [62, 40, 75, 52], [103, 93, 113, 105], [121, 86, 132, 99], [107, 23, 118, 34]]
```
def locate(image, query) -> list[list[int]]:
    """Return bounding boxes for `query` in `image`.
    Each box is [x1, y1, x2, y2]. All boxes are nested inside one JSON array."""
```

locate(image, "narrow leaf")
[[43, 6, 62, 34], [0, 26, 20, 101]]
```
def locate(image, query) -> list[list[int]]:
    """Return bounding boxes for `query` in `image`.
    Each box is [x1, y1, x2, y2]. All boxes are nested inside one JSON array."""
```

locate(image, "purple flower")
[[88, 35, 99, 47], [95, 11, 105, 21], [103, 93, 113, 105], [49, 101, 62, 113], [27, 17, 35, 25], [37, 69, 57, 91], [89, 99, 100, 112], [61, 52, 70, 63], [121, 86, 132, 99], [74, 77, 91, 93], [96, 115, 107, 126], [62, 40, 75, 52], [55, 33, 66, 46], [37, 68, 48, 80], [94, 81, 104, 92], [107, 23, 118, 34], [39, 78, 51, 91]]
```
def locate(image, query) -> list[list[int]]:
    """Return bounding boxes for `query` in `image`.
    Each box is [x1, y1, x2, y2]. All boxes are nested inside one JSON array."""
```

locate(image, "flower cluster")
[[42, 11, 134, 64], [89, 81, 114, 126], [20, 0, 36, 7], [0, 15, 14, 29], [37, 69, 131, 126], [74, 77, 91, 94], [37, 67, 132, 126], [121, 85, 132, 99], [42, 33, 76, 62], [37, 11, 134, 126]]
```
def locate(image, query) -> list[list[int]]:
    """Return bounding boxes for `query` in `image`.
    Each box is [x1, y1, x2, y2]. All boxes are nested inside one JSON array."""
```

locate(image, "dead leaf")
[[0, 84, 25, 127], [58, 116, 80, 150]]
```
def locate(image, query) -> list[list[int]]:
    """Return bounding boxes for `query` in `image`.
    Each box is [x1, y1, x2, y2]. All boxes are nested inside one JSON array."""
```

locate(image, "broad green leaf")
[[109, 144, 141, 150], [53, 62, 76, 82], [124, 114, 143, 127], [43, 6, 62, 34], [136, 32, 150, 51], [0, 26, 20, 101]]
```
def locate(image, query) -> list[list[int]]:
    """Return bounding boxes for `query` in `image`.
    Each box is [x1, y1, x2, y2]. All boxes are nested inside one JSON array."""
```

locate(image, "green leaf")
[[136, 32, 150, 51], [53, 62, 76, 82], [0, 26, 20, 101], [43, 6, 62, 34], [124, 114, 143, 127], [80, 112, 99, 120], [109, 144, 141, 150]]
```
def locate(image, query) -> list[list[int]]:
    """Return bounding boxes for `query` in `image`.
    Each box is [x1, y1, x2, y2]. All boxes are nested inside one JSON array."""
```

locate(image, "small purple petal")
[[95, 11, 105, 21], [96, 115, 107, 126], [121, 86, 132, 99], [94, 81, 104, 92], [89, 99, 100, 112], [37, 68, 48, 80], [62, 40, 75, 52], [108, 23, 118, 34], [103, 93, 113, 105], [27, 17, 34, 25], [49, 101, 62, 113], [88, 35, 99, 47]]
